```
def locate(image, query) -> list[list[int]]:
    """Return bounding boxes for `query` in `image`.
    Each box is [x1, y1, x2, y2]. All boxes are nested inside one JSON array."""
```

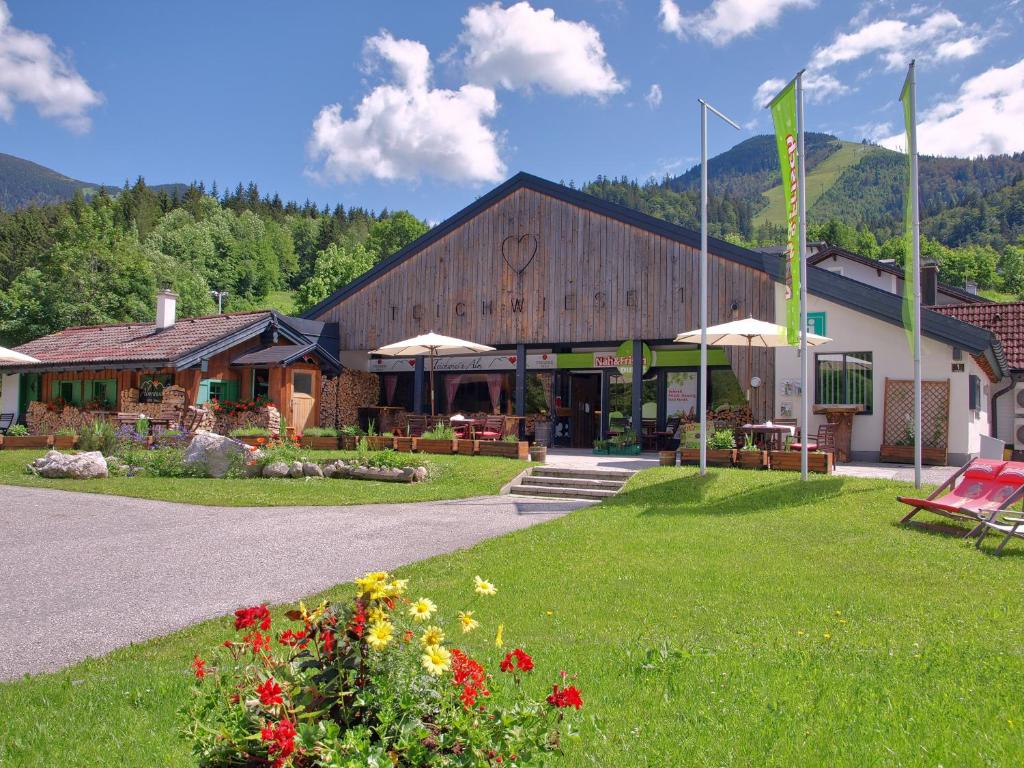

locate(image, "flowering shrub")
[[182, 572, 583, 767], [210, 395, 275, 417]]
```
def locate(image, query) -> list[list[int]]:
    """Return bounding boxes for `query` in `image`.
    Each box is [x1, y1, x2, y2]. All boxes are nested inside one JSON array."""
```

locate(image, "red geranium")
[[547, 684, 583, 710], [451, 649, 490, 709], [260, 718, 297, 764], [349, 603, 367, 638], [244, 631, 272, 654], [322, 629, 336, 655], [278, 628, 308, 647], [499, 648, 534, 673], [256, 677, 283, 707], [235, 604, 272, 631], [191, 655, 207, 679]]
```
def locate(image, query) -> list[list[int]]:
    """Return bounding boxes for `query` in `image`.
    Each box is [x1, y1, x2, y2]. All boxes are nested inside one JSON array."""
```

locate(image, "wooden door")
[[289, 370, 316, 433], [570, 374, 600, 449]]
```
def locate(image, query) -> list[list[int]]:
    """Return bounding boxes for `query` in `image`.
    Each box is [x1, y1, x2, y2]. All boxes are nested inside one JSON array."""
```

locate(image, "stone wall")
[[320, 371, 380, 429]]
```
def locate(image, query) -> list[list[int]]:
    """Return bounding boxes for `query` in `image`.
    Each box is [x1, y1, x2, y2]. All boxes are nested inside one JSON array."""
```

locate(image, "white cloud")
[[935, 36, 985, 61], [854, 120, 893, 142], [461, 1, 623, 98], [0, 1, 101, 132], [752, 72, 846, 108], [307, 32, 504, 184], [879, 58, 1024, 156], [646, 83, 663, 109], [660, 0, 816, 46]]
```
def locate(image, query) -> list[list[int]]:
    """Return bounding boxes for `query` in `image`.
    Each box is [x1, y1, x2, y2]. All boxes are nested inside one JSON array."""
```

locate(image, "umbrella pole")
[[746, 338, 753, 404], [429, 350, 436, 417]]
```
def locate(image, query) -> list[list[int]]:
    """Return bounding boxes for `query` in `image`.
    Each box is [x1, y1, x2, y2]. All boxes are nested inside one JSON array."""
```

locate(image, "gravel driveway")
[[0, 486, 586, 680]]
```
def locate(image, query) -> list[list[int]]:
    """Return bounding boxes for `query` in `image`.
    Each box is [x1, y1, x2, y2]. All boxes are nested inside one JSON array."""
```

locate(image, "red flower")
[[278, 628, 308, 647], [256, 677, 283, 707], [547, 684, 583, 710], [244, 631, 272, 654], [234, 604, 272, 631], [322, 629, 336, 655], [261, 718, 297, 763], [451, 649, 489, 710], [500, 648, 534, 673], [191, 655, 207, 679], [349, 603, 367, 638]]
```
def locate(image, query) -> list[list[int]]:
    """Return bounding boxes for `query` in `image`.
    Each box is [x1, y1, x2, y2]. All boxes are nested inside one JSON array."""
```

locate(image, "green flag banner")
[[769, 79, 801, 346], [900, 66, 916, 355]]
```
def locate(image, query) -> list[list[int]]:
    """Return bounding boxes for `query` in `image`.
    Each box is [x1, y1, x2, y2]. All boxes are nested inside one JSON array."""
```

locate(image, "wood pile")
[[25, 402, 96, 435], [212, 406, 281, 436], [320, 371, 379, 429], [118, 385, 188, 423]]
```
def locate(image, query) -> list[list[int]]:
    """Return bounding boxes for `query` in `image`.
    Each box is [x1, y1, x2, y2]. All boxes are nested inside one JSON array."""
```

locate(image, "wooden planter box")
[[301, 436, 340, 450], [456, 439, 478, 456], [2, 435, 53, 450], [478, 440, 529, 460], [706, 449, 736, 467], [50, 435, 78, 450], [879, 444, 947, 466], [366, 435, 395, 451], [417, 438, 455, 455], [658, 450, 677, 467], [679, 448, 700, 464], [769, 450, 833, 474], [339, 434, 360, 451], [735, 450, 768, 469], [394, 436, 415, 452]]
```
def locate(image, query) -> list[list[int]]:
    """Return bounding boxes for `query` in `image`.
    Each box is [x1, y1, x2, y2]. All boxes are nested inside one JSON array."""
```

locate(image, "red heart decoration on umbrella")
[[508, 356, 517, 364]]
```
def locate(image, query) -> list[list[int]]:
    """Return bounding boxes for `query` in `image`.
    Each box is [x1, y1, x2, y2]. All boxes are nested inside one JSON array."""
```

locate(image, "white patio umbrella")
[[370, 332, 496, 416], [0, 346, 38, 364]]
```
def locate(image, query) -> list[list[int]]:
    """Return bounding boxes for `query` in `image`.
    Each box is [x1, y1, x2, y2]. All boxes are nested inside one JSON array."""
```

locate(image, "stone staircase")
[[507, 466, 635, 501]]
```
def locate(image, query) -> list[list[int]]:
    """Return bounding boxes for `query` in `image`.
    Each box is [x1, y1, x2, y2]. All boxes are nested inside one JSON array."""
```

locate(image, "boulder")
[[414, 466, 429, 482], [262, 461, 290, 479], [182, 431, 250, 478], [29, 450, 108, 480], [302, 462, 323, 478], [288, 461, 304, 479]]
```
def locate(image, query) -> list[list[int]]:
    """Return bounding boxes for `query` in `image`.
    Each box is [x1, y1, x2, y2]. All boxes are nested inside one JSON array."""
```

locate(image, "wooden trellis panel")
[[882, 378, 951, 449]]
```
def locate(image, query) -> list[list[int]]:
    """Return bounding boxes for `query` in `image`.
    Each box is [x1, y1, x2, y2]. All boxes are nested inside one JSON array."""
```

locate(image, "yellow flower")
[[386, 578, 409, 597], [421, 644, 451, 676], [368, 605, 389, 624], [823, 633, 832, 641], [300, 599, 327, 623], [474, 576, 497, 596], [356, 571, 391, 600], [420, 625, 445, 647], [458, 611, 480, 634], [495, 623, 504, 648], [409, 598, 437, 623], [366, 620, 394, 651]]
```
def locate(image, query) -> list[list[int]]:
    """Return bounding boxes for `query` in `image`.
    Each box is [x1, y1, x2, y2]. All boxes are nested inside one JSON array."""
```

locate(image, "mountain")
[[0, 153, 187, 211]]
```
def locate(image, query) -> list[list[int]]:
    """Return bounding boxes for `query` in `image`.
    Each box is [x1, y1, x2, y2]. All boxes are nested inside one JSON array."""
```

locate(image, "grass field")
[[0, 449, 526, 506], [2, 467, 1022, 766], [261, 289, 298, 315], [754, 141, 875, 229]]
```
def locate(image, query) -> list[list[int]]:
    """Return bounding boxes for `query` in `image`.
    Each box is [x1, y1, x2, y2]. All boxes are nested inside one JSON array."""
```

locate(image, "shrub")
[[339, 424, 364, 436], [422, 425, 455, 441], [364, 449, 425, 471], [152, 429, 190, 449], [55, 427, 78, 437], [608, 429, 637, 447], [229, 426, 272, 438], [253, 441, 306, 469], [120, 446, 209, 478], [181, 572, 583, 766], [302, 427, 339, 438], [135, 417, 150, 437], [77, 419, 120, 455], [707, 429, 736, 450], [502, 433, 520, 443], [6, 424, 28, 436]]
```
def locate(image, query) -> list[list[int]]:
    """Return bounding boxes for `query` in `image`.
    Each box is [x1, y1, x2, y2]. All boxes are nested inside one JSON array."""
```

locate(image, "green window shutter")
[[197, 379, 211, 405], [50, 380, 59, 400], [71, 381, 83, 407], [225, 380, 240, 402], [83, 381, 93, 402]]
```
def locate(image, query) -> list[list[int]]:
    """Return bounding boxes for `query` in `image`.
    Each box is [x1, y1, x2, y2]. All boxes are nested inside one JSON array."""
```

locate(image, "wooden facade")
[[312, 180, 777, 418]]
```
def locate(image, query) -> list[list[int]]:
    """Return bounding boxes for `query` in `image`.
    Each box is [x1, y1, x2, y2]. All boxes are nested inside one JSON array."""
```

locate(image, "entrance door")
[[570, 374, 601, 449], [289, 370, 316, 433]]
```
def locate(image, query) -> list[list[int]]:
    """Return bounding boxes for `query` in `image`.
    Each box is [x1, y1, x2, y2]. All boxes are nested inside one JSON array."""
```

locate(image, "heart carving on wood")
[[501, 234, 538, 275]]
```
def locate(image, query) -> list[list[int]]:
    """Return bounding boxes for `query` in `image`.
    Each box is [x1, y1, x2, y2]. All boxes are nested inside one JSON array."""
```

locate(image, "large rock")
[[302, 462, 323, 478], [29, 450, 108, 479], [262, 461, 290, 478], [289, 461, 304, 479], [182, 431, 251, 478]]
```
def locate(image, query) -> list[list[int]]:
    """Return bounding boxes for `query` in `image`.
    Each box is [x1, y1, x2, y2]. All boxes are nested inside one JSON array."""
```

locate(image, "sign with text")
[[666, 371, 698, 419], [370, 353, 555, 373]]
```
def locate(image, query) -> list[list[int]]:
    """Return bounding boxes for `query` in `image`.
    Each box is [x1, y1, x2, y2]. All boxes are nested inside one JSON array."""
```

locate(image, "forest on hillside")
[[0, 180, 428, 347]]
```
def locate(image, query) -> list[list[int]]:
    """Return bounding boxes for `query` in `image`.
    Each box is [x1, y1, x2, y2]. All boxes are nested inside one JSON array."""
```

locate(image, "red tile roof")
[[931, 302, 1024, 370], [3, 311, 272, 368]]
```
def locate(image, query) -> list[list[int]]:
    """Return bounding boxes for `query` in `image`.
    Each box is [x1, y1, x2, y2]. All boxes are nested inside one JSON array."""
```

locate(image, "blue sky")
[[1, 0, 1022, 221]]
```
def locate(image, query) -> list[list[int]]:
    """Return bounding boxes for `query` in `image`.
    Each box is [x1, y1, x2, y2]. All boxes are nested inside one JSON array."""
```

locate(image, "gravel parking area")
[[0, 485, 586, 680]]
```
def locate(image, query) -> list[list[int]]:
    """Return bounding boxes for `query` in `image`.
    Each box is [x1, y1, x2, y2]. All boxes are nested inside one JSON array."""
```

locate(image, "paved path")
[[0, 486, 586, 680]]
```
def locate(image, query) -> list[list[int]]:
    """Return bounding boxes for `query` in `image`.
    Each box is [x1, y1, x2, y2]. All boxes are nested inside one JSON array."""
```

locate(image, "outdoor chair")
[[974, 467, 1024, 554], [897, 459, 1024, 532], [478, 415, 506, 440], [789, 423, 835, 453], [0, 413, 14, 434], [406, 415, 428, 437]]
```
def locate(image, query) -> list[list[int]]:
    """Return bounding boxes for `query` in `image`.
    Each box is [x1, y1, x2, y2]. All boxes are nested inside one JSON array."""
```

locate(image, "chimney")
[[921, 259, 938, 306], [155, 289, 177, 330], [965, 280, 978, 295]]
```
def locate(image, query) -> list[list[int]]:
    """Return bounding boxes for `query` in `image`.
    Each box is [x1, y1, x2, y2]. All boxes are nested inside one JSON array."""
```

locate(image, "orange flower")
[[256, 437, 266, 445]]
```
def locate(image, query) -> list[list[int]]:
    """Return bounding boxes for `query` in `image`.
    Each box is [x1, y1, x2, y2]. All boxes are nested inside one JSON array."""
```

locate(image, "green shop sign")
[[555, 345, 729, 371], [592, 340, 651, 376]]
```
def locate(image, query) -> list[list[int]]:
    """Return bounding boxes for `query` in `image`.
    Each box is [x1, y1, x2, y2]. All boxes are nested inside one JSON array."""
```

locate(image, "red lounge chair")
[[974, 463, 1024, 554], [897, 459, 1024, 531]]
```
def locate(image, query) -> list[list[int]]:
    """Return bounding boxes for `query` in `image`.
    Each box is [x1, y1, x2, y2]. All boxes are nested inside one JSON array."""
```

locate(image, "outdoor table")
[[449, 416, 484, 439], [741, 423, 795, 452]]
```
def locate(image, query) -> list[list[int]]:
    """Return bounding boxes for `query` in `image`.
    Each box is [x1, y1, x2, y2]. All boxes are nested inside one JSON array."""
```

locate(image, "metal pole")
[[796, 73, 809, 481], [909, 62, 922, 489], [697, 99, 740, 477]]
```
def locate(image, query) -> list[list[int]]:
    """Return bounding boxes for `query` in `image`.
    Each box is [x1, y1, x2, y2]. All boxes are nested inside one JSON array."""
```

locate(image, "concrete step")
[[509, 484, 617, 500], [520, 475, 626, 491], [530, 467, 635, 482]]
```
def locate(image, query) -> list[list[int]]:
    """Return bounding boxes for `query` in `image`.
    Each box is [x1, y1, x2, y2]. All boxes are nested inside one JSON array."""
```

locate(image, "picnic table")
[[741, 423, 795, 452], [449, 415, 485, 439]]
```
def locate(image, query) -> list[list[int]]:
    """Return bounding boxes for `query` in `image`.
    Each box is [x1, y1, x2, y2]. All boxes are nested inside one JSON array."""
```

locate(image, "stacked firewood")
[[25, 402, 96, 435], [320, 371, 379, 429], [212, 406, 281, 435]]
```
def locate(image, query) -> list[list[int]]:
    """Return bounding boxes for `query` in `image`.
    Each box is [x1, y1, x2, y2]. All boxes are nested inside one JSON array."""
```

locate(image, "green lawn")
[[0, 449, 526, 506], [3, 468, 1023, 766]]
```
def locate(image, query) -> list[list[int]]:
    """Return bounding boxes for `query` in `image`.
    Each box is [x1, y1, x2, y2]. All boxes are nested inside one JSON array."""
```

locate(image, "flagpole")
[[796, 71, 809, 481], [698, 99, 740, 477], [908, 61, 922, 489]]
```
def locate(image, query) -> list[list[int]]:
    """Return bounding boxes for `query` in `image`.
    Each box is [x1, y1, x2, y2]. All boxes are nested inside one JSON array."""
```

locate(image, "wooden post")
[[631, 339, 643, 437], [413, 357, 424, 414], [515, 343, 526, 438]]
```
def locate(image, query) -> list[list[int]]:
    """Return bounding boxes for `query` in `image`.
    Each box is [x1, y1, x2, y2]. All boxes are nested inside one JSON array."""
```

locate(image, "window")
[[292, 372, 313, 396], [252, 369, 270, 400], [84, 379, 117, 409], [50, 379, 82, 406], [815, 352, 873, 413], [197, 378, 239, 404]]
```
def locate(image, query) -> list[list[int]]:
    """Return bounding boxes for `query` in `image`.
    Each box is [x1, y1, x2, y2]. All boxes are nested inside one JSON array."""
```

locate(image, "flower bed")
[[769, 450, 834, 474], [182, 571, 583, 766]]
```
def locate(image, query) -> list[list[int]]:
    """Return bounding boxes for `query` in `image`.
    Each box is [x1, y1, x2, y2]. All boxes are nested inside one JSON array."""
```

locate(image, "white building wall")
[[1, 373, 19, 418], [773, 284, 991, 463]]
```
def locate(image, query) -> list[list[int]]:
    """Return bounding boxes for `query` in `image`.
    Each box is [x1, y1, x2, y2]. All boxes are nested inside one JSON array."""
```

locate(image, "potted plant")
[[658, 449, 677, 466], [301, 426, 340, 450], [416, 425, 456, 455], [678, 424, 701, 464], [479, 434, 529, 459], [529, 443, 547, 463], [706, 428, 736, 467], [51, 427, 79, 450], [2, 424, 52, 450], [338, 424, 363, 450], [607, 429, 642, 456], [592, 438, 610, 456], [735, 432, 767, 469]]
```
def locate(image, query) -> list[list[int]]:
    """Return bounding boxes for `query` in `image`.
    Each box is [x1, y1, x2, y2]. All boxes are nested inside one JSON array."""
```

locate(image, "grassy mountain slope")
[[754, 141, 881, 228]]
